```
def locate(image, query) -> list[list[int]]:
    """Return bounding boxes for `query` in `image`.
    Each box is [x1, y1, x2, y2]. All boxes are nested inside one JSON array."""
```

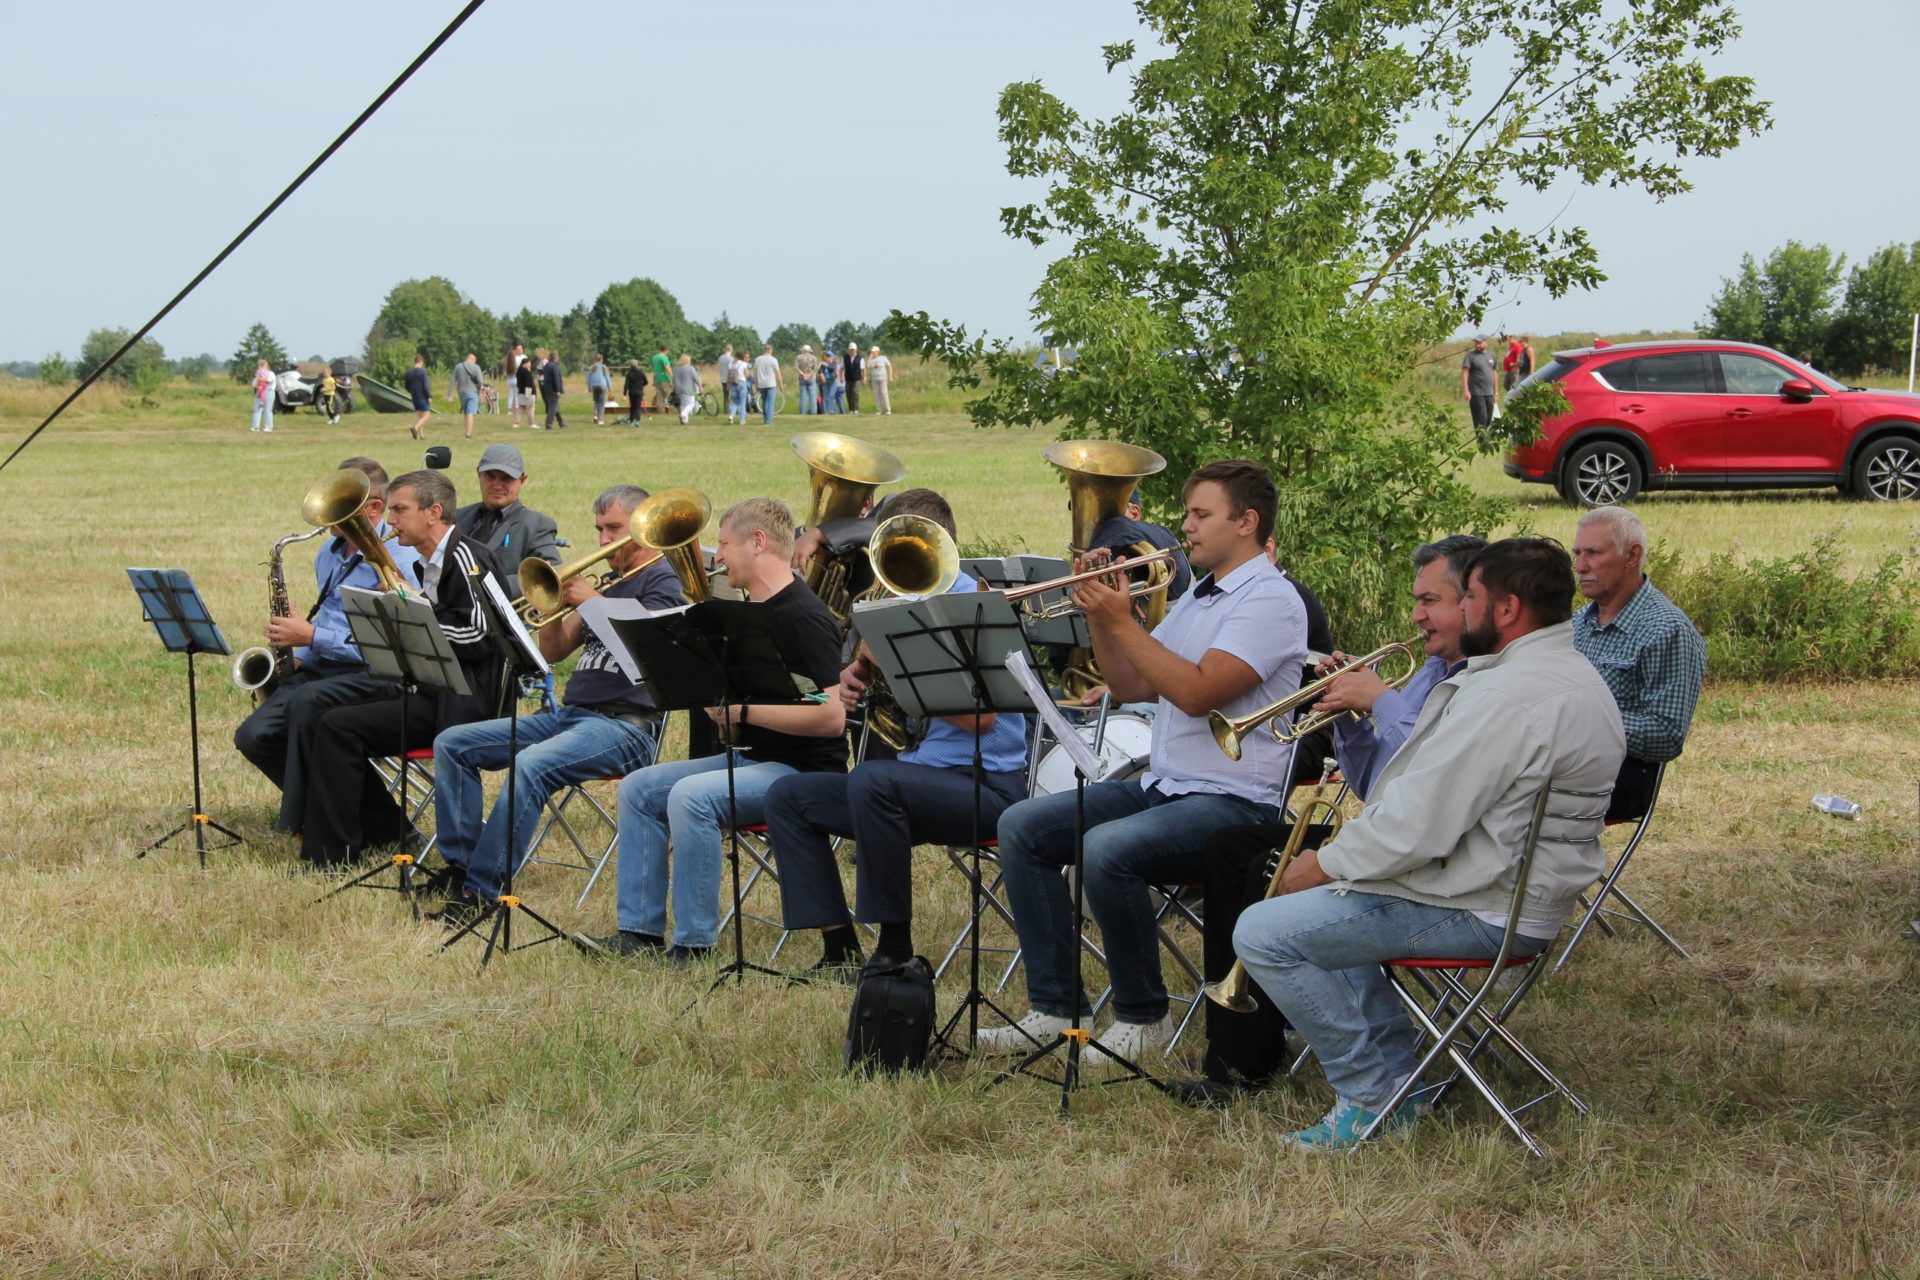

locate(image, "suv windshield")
[[1507, 357, 1574, 396]]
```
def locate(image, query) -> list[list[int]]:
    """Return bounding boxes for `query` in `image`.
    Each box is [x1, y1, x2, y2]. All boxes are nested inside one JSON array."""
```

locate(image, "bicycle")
[[744, 386, 786, 419]]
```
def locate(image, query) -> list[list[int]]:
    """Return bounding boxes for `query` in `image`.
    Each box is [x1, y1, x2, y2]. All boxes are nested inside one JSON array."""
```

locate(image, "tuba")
[[303, 468, 410, 594], [1043, 440, 1171, 701], [792, 431, 907, 622], [855, 513, 960, 751]]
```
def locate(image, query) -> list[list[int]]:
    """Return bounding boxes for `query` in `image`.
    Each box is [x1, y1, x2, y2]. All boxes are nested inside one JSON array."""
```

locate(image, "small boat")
[[356, 374, 429, 414]]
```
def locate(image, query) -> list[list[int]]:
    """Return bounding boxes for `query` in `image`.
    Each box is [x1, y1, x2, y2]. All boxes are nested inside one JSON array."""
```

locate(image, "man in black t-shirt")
[[589, 497, 847, 964], [430, 485, 686, 928]]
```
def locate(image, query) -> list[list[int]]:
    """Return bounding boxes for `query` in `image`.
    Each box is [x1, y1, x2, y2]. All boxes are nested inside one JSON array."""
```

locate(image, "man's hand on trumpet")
[[1311, 651, 1389, 717], [1278, 847, 1333, 895], [559, 574, 602, 608], [1068, 547, 1135, 627]]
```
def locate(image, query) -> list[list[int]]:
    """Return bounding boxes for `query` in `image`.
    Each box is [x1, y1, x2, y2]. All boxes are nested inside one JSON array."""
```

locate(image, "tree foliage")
[[703, 312, 761, 362], [588, 278, 692, 365], [75, 327, 168, 388], [38, 353, 70, 386], [823, 319, 877, 356], [228, 322, 289, 382], [768, 322, 822, 355], [1700, 241, 1845, 368], [365, 277, 500, 370], [1829, 242, 1920, 375], [894, 0, 1767, 642]]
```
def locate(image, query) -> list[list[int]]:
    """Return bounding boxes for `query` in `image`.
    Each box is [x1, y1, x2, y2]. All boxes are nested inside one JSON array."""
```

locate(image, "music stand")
[[129, 568, 242, 866], [438, 573, 569, 967], [604, 598, 813, 993], [990, 648, 1165, 1113], [318, 587, 469, 916], [853, 588, 1035, 1060]]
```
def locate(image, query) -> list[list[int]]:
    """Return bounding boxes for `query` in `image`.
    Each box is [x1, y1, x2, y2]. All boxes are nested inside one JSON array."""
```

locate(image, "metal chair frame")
[[517, 775, 622, 908], [1555, 762, 1690, 971]]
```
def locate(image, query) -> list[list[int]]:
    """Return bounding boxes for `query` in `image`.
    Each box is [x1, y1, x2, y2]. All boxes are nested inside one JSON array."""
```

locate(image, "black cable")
[[0, 0, 488, 476]]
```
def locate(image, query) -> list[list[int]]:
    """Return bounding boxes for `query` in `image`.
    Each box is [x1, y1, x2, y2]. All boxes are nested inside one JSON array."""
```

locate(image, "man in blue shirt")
[[1571, 505, 1706, 821], [763, 489, 1030, 975], [233, 457, 423, 832]]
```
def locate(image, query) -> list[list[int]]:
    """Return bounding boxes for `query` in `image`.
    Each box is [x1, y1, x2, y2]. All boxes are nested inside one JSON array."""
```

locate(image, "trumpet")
[[1203, 767, 1346, 1013], [1208, 638, 1423, 761], [1003, 546, 1180, 621], [515, 489, 712, 629], [517, 540, 642, 629]]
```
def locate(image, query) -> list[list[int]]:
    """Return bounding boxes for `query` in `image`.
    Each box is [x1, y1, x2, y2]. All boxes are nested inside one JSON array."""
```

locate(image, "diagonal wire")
[[0, 0, 488, 476]]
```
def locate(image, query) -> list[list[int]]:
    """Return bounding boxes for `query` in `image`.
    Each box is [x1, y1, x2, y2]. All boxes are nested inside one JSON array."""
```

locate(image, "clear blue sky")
[[5, 0, 1915, 364]]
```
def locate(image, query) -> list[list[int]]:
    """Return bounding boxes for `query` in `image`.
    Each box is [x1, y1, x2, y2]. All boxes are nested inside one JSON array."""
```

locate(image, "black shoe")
[[807, 950, 867, 985], [1162, 1077, 1249, 1110], [433, 892, 488, 931], [664, 943, 712, 967], [574, 929, 666, 959]]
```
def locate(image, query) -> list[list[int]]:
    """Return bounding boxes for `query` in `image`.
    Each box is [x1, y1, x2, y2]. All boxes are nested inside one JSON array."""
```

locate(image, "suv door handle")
[[1620, 403, 1646, 414], [1726, 407, 1753, 419]]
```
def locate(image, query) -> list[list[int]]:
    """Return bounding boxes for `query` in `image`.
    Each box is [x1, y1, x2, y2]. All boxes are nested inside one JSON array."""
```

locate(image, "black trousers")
[[766, 760, 1026, 930], [846, 381, 860, 413], [1201, 818, 1334, 1087], [542, 391, 567, 429], [1607, 755, 1661, 823], [233, 665, 394, 831], [297, 687, 437, 864]]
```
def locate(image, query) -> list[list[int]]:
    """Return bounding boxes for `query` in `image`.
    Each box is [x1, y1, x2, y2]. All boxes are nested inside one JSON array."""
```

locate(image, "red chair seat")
[[1388, 954, 1539, 970], [404, 748, 433, 761], [722, 822, 769, 835]]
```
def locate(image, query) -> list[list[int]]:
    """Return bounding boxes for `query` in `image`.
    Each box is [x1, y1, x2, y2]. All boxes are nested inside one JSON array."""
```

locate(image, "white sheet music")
[[575, 596, 660, 685], [480, 575, 551, 677], [1004, 649, 1108, 782]]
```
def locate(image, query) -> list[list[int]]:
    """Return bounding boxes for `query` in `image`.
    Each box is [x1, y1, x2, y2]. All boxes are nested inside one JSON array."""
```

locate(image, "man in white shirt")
[[1233, 537, 1625, 1151], [868, 346, 893, 415], [752, 343, 783, 425], [980, 459, 1309, 1066]]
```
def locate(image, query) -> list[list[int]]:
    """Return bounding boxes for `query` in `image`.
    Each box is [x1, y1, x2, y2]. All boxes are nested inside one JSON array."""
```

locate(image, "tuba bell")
[[632, 487, 713, 605], [791, 431, 907, 622], [1043, 440, 1172, 700], [854, 513, 961, 751], [302, 468, 410, 594]]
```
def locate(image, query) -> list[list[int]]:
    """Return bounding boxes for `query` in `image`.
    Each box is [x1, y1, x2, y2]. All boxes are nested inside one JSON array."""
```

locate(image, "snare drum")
[[1033, 712, 1154, 795]]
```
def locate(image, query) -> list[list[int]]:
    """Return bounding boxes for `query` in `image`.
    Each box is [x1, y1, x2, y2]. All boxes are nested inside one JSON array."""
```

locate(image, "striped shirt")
[[1572, 577, 1705, 763]]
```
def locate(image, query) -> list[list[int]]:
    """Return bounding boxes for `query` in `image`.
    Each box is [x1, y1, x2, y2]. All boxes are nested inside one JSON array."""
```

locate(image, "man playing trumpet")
[[982, 459, 1309, 1065]]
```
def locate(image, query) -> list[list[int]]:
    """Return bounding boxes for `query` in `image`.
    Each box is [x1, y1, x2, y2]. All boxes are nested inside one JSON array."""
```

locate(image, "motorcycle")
[[273, 357, 358, 415]]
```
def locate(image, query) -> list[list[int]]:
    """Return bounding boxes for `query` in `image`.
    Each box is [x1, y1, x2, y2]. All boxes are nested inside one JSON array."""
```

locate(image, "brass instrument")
[[1043, 440, 1172, 701], [1204, 767, 1346, 1013], [855, 513, 961, 751], [231, 525, 327, 698], [1003, 546, 1181, 621], [305, 468, 411, 594], [792, 431, 907, 621], [1208, 639, 1423, 761], [632, 487, 713, 605], [517, 539, 644, 628]]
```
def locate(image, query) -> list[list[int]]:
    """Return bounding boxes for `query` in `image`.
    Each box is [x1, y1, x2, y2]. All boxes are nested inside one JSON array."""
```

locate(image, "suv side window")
[[1599, 352, 1712, 394], [1719, 351, 1803, 396]]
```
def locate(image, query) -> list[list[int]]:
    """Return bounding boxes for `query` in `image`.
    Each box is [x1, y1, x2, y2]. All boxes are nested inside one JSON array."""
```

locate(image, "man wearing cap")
[[453, 443, 562, 600], [1460, 335, 1499, 445], [842, 342, 864, 414], [868, 347, 892, 416], [795, 344, 821, 416]]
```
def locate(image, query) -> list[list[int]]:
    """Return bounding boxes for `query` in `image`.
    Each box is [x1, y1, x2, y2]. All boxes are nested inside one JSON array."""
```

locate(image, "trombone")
[[1208, 638, 1423, 761], [1002, 546, 1180, 621], [1203, 768, 1346, 1012]]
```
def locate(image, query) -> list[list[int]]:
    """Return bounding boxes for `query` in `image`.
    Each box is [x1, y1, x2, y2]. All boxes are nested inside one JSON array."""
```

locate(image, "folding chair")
[[714, 823, 796, 962], [371, 748, 439, 861], [516, 775, 621, 908], [1555, 762, 1690, 971], [1356, 787, 1588, 1157]]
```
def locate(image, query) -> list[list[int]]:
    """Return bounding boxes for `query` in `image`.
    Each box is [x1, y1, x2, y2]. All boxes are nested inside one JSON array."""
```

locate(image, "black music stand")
[[854, 588, 1034, 1061], [318, 587, 470, 914], [606, 599, 813, 993], [439, 573, 568, 968], [989, 648, 1165, 1113], [129, 568, 243, 866]]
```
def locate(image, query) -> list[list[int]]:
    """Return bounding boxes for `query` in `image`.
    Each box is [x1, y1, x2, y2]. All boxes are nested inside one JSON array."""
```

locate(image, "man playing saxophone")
[[233, 456, 422, 834]]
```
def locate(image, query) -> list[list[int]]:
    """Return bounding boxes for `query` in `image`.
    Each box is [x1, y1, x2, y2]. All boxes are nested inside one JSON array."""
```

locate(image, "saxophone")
[[232, 526, 327, 700]]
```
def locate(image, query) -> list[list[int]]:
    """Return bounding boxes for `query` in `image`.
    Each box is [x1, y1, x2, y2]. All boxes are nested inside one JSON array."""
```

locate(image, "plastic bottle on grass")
[[1811, 795, 1862, 820]]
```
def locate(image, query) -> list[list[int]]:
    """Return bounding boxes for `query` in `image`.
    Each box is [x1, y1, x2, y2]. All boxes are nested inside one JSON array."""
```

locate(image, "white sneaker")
[[263, 426, 273, 433], [1087, 1012, 1176, 1070], [974, 1009, 1072, 1055], [249, 425, 260, 432]]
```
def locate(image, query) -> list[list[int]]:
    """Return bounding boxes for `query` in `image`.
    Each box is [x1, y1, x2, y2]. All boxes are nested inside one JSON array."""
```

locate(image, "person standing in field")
[[405, 353, 432, 440], [587, 353, 612, 425], [624, 359, 647, 426], [671, 354, 701, 425], [717, 344, 736, 407], [513, 357, 536, 429], [795, 344, 820, 415], [1503, 334, 1535, 392], [451, 352, 485, 440], [753, 343, 782, 425], [843, 342, 864, 414], [825, 352, 846, 415], [868, 346, 892, 416], [1460, 335, 1498, 446], [540, 351, 568, 430], [651, 343, 673, 414], [250, 359, 275, 433]]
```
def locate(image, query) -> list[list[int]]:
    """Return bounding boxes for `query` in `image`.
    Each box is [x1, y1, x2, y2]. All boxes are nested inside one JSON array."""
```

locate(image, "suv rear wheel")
[[1563, 440, 1643, 507], [1853, 436, 1920, 501]]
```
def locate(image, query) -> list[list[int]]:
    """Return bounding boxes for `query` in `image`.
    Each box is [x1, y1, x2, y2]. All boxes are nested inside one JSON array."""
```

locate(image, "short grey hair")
[[1577, 505, 1647, 555], [594, 484, 650, 518], [389, 469, 457, 520], [1412, 534, 1487, 591]]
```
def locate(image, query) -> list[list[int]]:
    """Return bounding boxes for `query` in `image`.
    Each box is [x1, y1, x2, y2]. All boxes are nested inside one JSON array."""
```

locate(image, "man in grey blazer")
[[452, 442, 561, 600]]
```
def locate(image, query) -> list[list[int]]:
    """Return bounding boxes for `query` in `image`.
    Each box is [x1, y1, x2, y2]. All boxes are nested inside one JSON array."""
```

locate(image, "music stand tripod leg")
[[703, 701, 799, 998]]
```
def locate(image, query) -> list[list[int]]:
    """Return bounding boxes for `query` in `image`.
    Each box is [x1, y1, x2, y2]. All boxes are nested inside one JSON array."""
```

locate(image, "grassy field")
[[1, 380, 1917, 1277]]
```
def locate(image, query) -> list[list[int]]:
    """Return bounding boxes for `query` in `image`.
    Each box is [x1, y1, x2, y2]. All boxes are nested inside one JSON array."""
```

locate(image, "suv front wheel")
[[1562, 440, 1643, 507], [1853, 436, 1920, 501]]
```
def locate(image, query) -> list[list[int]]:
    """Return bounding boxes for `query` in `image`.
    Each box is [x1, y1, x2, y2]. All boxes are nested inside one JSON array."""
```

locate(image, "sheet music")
[[576, 596, 656, 685], [1004, 649, 1106, 782], [480, 574, 551, 677]]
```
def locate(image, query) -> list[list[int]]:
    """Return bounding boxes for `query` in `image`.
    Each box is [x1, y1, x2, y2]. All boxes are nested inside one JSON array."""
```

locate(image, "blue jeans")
[[997, 780, 1275, 1023], [799, 381, 817, 415], [729, 381, 748, 421], [251, 395, 273, 430], [759, 386, 775, 424], [826, 382, 845, 414], [433, 706, 660, 901], [1234, 888, 1553, 1110], [615, 752, 799, 947]]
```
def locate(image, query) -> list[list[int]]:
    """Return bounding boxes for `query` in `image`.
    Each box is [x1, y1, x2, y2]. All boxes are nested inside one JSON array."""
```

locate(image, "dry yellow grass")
[[1, 384, 1917, 1277]]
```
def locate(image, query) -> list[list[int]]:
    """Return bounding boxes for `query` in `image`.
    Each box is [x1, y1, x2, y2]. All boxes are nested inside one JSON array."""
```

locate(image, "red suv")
[[1502, 339, 1920, 505]]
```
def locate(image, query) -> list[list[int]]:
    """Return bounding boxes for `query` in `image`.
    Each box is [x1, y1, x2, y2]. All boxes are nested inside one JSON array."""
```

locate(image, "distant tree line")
[[1701, 240, 1920, 375]]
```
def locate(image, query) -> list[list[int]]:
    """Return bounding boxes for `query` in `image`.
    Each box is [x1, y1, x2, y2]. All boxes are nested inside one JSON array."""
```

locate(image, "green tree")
[[556, 301, 593, 372], [1700, 241, 1845, 367], [768, 322, 822, 355], [703, 312, 761, 361], [227, 322, 288, 382], [896, 0, 1765, 642], [75, 327, 167, 387], [587, 278, 691, 364], [364, 277, 495, 369], [823, 319, 874, 356], [38, 353, 69, 385], [504, 308, 561, 359], [1829, 241, 1920, 375], [366, 339, 417, 387]]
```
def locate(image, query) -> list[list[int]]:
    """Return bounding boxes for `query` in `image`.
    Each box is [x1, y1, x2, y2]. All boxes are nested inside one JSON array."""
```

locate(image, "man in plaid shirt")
[[1571, 506, 1706, 821]]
